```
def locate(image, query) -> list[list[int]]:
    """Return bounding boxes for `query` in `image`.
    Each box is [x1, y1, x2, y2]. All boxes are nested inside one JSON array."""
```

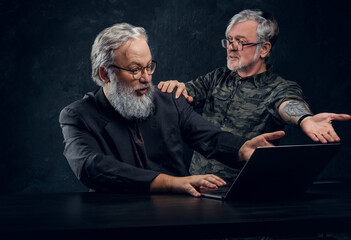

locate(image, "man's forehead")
[[229, 20, 258, 38], [114, 38, 151, 65]]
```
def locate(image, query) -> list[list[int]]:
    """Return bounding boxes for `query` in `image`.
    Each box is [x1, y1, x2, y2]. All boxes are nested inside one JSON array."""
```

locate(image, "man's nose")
[[139, 69, 151, 83], [228, 42, 238, 51]]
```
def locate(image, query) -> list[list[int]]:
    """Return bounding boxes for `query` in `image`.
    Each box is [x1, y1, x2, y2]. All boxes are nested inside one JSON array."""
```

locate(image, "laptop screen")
[[201, 143, 341, 201]]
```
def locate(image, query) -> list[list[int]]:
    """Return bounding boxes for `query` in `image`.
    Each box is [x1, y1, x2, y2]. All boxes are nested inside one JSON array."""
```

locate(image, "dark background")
[[0, 0, 350, 194]]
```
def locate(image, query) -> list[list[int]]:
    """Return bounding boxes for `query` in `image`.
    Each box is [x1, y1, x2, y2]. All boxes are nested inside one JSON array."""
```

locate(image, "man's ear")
[[99, 66, 110, 84], [260, 42, 272, 58]]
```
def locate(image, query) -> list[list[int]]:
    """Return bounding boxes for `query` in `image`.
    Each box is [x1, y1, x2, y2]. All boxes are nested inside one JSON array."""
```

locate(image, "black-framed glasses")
[[221, 39, 264, 51], [110, 60, 157, 80]]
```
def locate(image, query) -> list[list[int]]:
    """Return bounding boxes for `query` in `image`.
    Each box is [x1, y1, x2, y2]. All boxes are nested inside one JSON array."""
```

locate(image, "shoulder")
[[203, 67, 231, 79], [265, 72, 304, 101], [188, 67, 230, 81], [277, 76, 302, 90], [266, 71, 302, 89], [153, 87, 187, 107], [59, 90, 98, 122], [186, 67, 232, 90], [216, 66, 231, 75], [153, 87, 192, 116], [205, 66, 230, 75], [62, 91, 96, 112]]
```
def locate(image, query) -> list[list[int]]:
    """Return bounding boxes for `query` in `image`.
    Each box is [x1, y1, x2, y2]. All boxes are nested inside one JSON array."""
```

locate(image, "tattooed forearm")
[[283, 100, 310, 117], [279, 100, 312, 125]]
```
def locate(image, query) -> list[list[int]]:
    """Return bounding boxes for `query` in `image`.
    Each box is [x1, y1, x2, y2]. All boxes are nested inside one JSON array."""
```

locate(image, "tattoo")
[[282, 100, 311, 125]]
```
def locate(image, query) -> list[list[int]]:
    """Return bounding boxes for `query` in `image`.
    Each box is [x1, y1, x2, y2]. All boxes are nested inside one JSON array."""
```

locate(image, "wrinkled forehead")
[[114, 38, 152, 65], [228, 20, 258, 40]]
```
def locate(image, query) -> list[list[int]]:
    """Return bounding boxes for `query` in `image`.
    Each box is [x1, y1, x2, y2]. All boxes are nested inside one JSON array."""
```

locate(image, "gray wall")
[[1, 0, 350, 194]]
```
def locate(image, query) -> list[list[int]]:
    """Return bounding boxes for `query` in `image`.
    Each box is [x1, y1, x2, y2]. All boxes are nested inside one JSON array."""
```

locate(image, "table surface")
[[1, 180, 351, 239]]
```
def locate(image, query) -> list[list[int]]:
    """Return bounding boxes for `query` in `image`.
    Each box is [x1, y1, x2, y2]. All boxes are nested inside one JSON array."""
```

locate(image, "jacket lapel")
[[104, 121, 135, 165], [94, 88, 136, 165]]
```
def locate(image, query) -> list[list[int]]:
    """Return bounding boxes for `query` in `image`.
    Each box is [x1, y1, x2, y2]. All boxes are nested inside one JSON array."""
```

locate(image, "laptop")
[[200, 143, 341, 201]]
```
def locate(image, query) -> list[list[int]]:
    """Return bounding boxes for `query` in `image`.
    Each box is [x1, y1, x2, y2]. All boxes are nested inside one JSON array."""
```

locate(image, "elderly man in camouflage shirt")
[[158, 9, 351, 179]]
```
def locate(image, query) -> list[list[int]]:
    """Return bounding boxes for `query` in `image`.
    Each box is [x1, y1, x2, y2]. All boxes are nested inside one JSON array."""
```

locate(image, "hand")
[[238, 131, 285, 162], [158, 80, 193, 103], [300, 113, 351, 143], [150, 173, 226, 197]]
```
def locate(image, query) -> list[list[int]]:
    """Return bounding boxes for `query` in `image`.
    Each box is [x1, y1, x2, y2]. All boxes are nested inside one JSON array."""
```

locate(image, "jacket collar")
[[92, 87, 130, 124]]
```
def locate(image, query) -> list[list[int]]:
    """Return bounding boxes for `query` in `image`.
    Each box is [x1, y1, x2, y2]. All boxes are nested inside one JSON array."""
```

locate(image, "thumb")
[[261, 131, 285, 142], [187, 185, 201, 197], [330, 113, 351, 121]]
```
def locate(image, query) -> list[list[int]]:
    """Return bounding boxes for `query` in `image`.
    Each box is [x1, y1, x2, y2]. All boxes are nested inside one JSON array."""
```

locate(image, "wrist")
[[150, 174, 174, 193], [297, 114, 313, 127], [238, 141, 250, 162]]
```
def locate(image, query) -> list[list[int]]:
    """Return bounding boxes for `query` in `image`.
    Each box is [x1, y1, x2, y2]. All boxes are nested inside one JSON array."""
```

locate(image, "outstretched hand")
[[238, 131, 285, 162], [300, 113, 351, 143], [158, 80, 193, 103]]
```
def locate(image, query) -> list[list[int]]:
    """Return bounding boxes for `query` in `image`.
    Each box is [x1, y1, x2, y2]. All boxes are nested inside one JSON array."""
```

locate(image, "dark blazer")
[[59, 87, 246, 193]]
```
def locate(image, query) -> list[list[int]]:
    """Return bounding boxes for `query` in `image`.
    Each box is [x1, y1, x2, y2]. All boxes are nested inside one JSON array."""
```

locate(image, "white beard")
[[228, 48, 260, 72], [106, 76, 155, 120]]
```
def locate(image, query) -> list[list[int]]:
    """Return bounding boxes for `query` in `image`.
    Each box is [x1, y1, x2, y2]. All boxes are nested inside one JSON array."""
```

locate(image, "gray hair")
[[90, 23, 148, 86], [225, 9, 279, 49]]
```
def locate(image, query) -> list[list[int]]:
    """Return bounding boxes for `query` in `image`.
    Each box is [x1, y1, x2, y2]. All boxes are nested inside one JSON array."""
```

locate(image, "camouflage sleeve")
[[184, 68, 222, 109], [268, 77, 308, 121]]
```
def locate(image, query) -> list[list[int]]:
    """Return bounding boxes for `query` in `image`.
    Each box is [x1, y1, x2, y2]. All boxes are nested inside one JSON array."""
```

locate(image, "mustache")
[[133, 83, 152, 91], [228, 51, 239, 58]]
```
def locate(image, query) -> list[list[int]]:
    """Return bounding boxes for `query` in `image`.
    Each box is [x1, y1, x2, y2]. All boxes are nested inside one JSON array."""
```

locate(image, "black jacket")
[[59, 87, 246, 193]]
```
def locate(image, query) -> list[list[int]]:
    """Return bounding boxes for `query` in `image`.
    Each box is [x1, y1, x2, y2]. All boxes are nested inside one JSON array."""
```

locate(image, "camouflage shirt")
[[186, 65, 306, 179]]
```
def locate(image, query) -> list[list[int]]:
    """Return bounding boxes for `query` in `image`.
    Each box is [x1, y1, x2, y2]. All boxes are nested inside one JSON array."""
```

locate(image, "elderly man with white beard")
[[59, 23, 285, 197]]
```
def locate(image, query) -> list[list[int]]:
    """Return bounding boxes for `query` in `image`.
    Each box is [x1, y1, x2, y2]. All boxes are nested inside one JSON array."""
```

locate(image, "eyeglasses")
[[221, 39, 264, 51], [110, 60, 157, 80]]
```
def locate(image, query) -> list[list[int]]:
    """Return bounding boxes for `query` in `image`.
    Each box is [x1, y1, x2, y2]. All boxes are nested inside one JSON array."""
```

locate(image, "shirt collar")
[[233, 65, 273, 88]]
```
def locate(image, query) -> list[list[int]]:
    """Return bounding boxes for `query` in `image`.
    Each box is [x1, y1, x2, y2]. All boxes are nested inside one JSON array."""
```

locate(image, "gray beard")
[[107, 78, 155, 120], [228, 48, 260, 72]]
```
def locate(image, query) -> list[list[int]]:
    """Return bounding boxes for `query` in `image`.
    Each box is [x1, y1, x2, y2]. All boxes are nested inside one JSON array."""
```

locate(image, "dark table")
[[1, 180, 351, 239]]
